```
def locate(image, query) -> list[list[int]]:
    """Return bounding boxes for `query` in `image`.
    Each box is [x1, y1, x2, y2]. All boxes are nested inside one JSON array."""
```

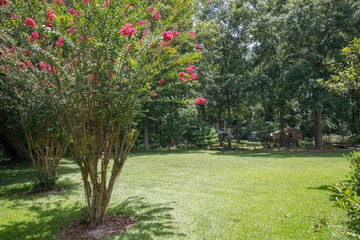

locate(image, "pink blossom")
[[171, 30, 179, 37], [32, 86, 37, 89], [67, 26, 76, 34], [195, 97, 206, 104], [182, 78, 187, 83], [151, 90, 157, 97], [56, 37, 63, 47], [139, 19, 144, 25], [163, 31, 173, 42], [40, 62, 52, 72], [23, 50, 31, 56], [139, 39, 143, 43], [120, 23, 135, 37], [29, 31, 39, 43], [152, 11, 161, 21], [188, 31, 196, 38], [19, 62, 26, 69], [190, 73, 198, 80], [47, 10, 56, 21], [69, 8, 76, 15], [186, 65, 195, 73], [55, 0, 64, 4], [46, 21, 54, 28], [0, 0, 9, 6], [104, 0, 109, 7], [24, 18, 38, 28], [39, 62, 47, 70], [116, 85, 120, 89], [179, 72, 185, 77], [84, 0, 88, 3], [159, 79, 164, 84], [26, 60, 34, 69], [195, 43, 202, 49]]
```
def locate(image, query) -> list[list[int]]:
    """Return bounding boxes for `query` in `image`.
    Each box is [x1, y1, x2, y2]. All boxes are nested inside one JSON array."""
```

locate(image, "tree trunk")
[[144, 124, 149, 151], [236, 116, 240, 144], [226, 90, 232, 151], [219, 106, 223, 146], [313, 110, 323, 148], [279, 105, 286, 147], [171, 137, 176, 148], [0, 127, 29, 161]]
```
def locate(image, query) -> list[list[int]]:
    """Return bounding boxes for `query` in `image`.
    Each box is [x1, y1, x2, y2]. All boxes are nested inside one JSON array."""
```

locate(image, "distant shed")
[[269, 128, 303, 145]]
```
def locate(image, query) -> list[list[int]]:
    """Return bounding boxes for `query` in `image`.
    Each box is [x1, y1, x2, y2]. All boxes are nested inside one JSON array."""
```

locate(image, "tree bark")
[[226, 89, 232, 151], [171, 137, 176, 148], [279, 105, 286, 147], [144, 124, 149, 151], [0, 127, 29, 160], [313, 110, 323, 148]]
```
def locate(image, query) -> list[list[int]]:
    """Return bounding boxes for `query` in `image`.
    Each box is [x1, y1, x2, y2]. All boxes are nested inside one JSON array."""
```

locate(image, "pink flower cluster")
[[195, 43, 202, 49], [186, 65, 196, 73], [69, 8, 76, 15], [159, 79, 164, 84], [195, 97, 206, 104], [163, 31, 173, 42], [120, 23, 135, 37], [178, 65, 198, 83], [56, 37, 63, 47], [24, 18, 38, 28], [40, 62, 53, 72], [152, 11, 161, 21], [0, 0, 9, 6], [29, 31, 39, 43], [162, 30, 179, 42], [47, 9, 56, 21], [151, 90, 157, 97]]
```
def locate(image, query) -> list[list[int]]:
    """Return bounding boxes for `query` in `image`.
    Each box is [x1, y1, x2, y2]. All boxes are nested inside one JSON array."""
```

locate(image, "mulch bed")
[[58, 214, 136, 240]]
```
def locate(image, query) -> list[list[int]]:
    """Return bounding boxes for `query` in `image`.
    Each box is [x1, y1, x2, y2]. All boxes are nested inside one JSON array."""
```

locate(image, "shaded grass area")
[[0, 150, 354, 239]]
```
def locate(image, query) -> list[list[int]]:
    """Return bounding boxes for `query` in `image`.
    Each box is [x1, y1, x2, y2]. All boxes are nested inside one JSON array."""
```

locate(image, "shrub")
[[30, 171, 58, 193], [331, 152, 360, 220]]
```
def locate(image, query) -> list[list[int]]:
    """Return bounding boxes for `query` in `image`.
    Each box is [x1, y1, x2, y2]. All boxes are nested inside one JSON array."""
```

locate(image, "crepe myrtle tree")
[[0, 0, 207, 225]]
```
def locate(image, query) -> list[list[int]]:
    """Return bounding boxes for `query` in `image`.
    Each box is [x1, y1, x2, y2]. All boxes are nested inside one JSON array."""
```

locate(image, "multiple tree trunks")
[[0, 127, 29, 161]]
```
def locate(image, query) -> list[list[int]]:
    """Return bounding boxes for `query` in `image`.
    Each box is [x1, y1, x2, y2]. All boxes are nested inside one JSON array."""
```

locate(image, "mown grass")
[[0, 150, 354, 239]]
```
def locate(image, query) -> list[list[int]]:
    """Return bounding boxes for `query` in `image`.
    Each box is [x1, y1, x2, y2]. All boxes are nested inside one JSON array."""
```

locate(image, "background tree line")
[[1, 0, 360, 160]]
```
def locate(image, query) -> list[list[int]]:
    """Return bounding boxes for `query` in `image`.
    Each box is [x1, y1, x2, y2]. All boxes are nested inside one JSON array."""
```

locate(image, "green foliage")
[[30, 171, 57, 193], [331, 152, 360, 221], [177, 105, 218, 147], [326, 38, 360, 93]]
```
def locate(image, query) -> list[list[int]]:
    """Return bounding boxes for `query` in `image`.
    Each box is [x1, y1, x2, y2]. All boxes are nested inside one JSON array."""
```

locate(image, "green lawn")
[[0, 150, 354, 239]]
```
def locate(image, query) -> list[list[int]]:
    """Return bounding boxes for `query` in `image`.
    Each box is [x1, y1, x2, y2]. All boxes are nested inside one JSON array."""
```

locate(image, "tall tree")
[[1, 0, 207, 225]]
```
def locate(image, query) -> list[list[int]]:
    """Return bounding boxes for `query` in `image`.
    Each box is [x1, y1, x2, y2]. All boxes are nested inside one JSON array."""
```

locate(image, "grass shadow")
[[0, 199, 87, 240], [0, 196, 182, 240], [307, 184, 344, 202], [108, 196, 185, 239], [0, 159, 79, 193]]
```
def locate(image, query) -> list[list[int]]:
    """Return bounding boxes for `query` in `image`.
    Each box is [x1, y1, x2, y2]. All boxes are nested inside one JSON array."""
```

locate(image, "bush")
[[331, 152, 360, 220], [30, 171, 57, 193]]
